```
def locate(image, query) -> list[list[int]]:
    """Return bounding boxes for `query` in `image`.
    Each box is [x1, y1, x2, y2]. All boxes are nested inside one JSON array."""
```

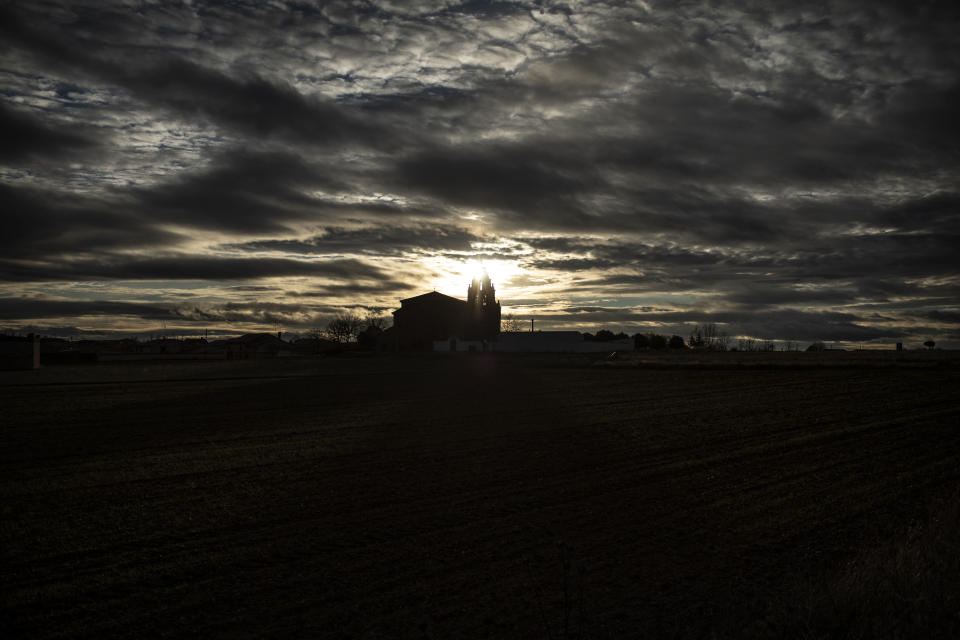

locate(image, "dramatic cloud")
[[0, 255, 389, 283], [1, 0, 958, 345], [0, 102, 99, 162], [229, 225, 480, 256]]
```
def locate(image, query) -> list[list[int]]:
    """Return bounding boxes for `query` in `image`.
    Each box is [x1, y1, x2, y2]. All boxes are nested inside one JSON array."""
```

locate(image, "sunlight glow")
[[462, 258, 521, 287], [430, 257, 525, 298]]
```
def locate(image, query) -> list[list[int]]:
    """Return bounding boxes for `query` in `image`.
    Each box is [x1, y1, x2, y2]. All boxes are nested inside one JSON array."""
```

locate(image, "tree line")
[[310, 313, 391, 348], [315, 315, 809, 353], [592, 324, 802, 351]]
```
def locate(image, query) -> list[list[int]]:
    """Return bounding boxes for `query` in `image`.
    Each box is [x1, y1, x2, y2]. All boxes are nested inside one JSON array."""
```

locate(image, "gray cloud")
[[131, 149, 346, 233], [285, 282, 411, 298], [0, 255, 386, 282], [0, 4, 394, 151], [395, 142, 604, 228], [0, 102, 99, 162], [544, 307, 911, 343], [230, 225, 480, 256], [0, 297, 341, 333], [120, 59, 393, 150], [0, 298, 173, 321], [1, 1, 958, 345], [169, 300, 336, 327], [0, 182, 181, 259]]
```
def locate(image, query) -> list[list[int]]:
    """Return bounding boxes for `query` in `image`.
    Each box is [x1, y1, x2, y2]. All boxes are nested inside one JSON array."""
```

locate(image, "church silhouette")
[[391, 273, 501, 351]]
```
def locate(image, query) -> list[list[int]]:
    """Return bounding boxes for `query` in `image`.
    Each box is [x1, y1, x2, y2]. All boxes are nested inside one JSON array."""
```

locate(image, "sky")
[[1, 0, 959, 347]]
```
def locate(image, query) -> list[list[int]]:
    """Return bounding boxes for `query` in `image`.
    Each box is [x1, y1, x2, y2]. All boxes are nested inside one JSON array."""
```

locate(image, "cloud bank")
[[1, 1, 958, 345]]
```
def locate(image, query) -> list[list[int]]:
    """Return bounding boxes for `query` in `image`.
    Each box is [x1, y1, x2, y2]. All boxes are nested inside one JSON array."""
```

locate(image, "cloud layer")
[[1, 1, 958, 345]]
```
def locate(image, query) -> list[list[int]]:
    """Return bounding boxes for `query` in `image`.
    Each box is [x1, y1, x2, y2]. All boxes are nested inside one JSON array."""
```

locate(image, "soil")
[[2, 353, 959, 638]]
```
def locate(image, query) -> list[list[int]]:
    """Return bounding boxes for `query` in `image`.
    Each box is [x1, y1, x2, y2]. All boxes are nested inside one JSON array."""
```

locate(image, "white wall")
[[433, 332, 634, 353], [492, 332, 632, 353], [432, 337, 486, 352]]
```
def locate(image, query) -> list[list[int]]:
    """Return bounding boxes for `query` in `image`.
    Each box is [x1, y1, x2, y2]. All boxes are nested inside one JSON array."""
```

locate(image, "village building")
[[392, 274, 634, 354], [223, 332, 292, 359], [390, 273, 502, 351]]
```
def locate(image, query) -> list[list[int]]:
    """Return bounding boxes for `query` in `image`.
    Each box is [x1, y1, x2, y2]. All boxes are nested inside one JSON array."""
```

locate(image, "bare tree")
[[501, 314, 525, 332], [688, 327, 703, 348], [355, 315, 390, 350], [690, 323, 729, 351], [702, 323, 718, 346], [304, 326, 330, 354], [363, 315, 391, 331], [325, 313, 362, 343]]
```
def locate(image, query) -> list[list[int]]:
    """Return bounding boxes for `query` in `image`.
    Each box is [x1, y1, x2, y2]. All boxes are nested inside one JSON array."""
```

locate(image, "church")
[[390, 273, 501, 351]]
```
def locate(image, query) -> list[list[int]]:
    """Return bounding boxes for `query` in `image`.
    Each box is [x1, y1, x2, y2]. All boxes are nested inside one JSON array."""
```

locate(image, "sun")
[[428, 257, 524, 297], [460, 258, 521, 288]]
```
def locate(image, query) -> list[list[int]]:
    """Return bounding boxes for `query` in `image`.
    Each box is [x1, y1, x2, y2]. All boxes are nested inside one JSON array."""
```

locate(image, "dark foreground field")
[[3, 354, 959, 638]]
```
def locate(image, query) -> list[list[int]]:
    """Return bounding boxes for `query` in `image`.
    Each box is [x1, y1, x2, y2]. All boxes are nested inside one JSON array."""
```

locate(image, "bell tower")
[[467, 276, 481, 305], [480, 272, 496, 308], [466, 270, 501, 339]]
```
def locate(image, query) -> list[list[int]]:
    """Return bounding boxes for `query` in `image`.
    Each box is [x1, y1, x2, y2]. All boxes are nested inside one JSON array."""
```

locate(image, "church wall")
[[393, 300, 468, 351], [392, 277, 501, 351], [432, 337, 486, 352]]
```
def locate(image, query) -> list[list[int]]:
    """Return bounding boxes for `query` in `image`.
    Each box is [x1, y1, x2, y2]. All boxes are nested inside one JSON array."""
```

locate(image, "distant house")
[[224, 333, 292, 359], [392, 274, 501, 351], [291, 337, 339, 355], [95, 338, 225, 362]]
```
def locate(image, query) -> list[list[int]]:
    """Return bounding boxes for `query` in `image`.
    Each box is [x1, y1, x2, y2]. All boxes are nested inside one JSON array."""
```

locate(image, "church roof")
[[399, 291, 467, 306]]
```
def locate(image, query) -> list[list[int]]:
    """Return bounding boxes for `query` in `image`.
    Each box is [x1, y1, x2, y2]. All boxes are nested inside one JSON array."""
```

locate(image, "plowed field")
[[2, 354, 959, 638]]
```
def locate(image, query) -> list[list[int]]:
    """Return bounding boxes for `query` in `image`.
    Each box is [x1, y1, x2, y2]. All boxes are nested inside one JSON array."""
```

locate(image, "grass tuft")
[[760, 490, 960, 639]]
